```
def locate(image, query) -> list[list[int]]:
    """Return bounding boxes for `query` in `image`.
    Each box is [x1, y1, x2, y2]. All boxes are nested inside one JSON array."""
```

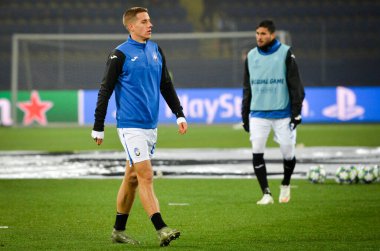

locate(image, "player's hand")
[[177, 117, 187, 135], [242, 120, 249, 133], [91, 130, 104, 146], [289, 115, 302, 131], [241, 113, 249, 132]]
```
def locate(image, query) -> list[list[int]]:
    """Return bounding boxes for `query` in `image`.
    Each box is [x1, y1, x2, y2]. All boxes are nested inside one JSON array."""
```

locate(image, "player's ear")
[[128, 23, 134, 32], [271, 32, 276, 40]]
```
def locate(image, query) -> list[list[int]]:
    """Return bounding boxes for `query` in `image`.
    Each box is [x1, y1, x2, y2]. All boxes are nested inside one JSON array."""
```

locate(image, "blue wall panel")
[[82, 86, 380, 125]]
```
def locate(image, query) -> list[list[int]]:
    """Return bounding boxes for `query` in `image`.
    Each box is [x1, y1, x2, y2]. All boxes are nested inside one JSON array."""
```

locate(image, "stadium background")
[[1, 0, 380, 90], [1, 0, 380, 127], [0, 1, 379, 250], [0, 0, 378, 180]]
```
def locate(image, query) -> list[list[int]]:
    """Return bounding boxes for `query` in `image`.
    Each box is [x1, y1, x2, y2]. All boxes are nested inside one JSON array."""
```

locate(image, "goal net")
[[11, 31, 291, 123]]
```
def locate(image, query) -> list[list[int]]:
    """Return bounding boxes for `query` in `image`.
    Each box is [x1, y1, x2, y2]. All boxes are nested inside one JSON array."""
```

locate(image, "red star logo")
[[17, 91, 53, 125]]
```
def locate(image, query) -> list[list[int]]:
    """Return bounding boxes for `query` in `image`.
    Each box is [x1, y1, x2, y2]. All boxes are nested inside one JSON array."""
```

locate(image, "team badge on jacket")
[[152, 53, 158, 61]]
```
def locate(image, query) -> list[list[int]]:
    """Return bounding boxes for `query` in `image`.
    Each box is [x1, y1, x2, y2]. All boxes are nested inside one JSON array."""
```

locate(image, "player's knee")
[[252, 143, 266, 154], [280, 144, 295, 160], [127, 173, 138, 188], [250, 137, 266, 153], [143, 171, 154, 181], [136, 167, 154, 184], [124, 171, 138, 187]]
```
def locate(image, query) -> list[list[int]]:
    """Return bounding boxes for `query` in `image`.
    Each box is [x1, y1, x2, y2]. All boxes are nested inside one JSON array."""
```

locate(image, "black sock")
[[253, 153, 270, 195], [114, 212, 129, 231], [263, 187, 271, 195], [282, 157, 296, 186], [151, 212, 167, 231]]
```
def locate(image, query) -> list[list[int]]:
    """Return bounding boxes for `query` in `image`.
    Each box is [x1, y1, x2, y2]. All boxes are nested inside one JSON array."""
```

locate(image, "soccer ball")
[[375, 165, 380, 182], [357, 165, 378, 184], [335, 166, 357, 184], [348, 165, 359, 183], [307, 165, 326, 183]]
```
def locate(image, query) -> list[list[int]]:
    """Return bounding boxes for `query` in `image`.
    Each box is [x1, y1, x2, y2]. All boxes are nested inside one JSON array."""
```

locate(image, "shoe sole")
[[279, 198, 290, 203], [111, 236, 140, 245], [160, 231, 180, 247], [257, 201, 274, 205]]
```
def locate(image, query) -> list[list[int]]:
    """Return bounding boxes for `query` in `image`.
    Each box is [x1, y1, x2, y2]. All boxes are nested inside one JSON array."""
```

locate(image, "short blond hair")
[[122, 7, 148, 31]]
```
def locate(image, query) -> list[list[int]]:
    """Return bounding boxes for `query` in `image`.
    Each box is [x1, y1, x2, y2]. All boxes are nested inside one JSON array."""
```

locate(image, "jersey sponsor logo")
[[131, 56, 138, 62], [251, 78, 285, 85], [110, 55, 117, 59], [322, 86, 364, 121]]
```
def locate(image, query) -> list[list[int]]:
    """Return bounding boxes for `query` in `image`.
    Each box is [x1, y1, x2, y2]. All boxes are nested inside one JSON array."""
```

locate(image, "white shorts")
[[249, 117, 296, 157], [117, 128, 157, 166]]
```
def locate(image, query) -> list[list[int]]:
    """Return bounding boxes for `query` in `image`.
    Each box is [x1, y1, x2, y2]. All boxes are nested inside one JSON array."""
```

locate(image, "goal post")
[[11, 31, 291, 125]]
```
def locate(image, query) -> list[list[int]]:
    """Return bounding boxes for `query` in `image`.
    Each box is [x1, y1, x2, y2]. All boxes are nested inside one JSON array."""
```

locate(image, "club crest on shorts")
[[134, 147, 140, 157]]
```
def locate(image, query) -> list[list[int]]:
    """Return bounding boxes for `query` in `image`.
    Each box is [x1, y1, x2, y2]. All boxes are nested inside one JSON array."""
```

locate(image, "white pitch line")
[[168, 203, 190, 206], [0, 226, 9, 229]]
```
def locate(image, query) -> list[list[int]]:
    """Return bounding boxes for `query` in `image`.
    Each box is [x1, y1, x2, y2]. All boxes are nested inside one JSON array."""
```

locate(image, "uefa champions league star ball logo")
[[134, 147, 141, 157]]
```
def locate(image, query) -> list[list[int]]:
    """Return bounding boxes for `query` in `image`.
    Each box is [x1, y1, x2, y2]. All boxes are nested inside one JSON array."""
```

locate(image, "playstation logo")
[[322, 86, 364, 121]]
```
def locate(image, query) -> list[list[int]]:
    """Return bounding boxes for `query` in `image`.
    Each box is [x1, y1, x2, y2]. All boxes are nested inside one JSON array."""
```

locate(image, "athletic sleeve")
[[241, 58, 251, 124], [158, 46, 185, 118], [93, 49, 125, 131], [286, 49, 305, 117]]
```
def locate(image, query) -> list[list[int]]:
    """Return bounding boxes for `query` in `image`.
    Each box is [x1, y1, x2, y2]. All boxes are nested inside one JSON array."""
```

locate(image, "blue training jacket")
[[115, 37, 162, 128], [93, 36, 184, 131]]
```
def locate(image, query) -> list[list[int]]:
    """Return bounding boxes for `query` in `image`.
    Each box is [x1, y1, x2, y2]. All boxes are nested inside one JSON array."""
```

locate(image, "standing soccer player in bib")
[[241, 20, 305, 205], [91, 7, 187, 246]]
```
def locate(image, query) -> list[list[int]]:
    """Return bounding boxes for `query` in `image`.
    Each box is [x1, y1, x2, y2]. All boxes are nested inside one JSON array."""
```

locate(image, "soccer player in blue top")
[[91, 7, 187, 246], [242, 20, 305, 205]]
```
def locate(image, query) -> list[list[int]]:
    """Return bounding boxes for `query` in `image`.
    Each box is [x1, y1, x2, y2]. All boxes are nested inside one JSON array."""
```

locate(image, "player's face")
[[129, 12, 153, 42], [256, 27, 275, 47]]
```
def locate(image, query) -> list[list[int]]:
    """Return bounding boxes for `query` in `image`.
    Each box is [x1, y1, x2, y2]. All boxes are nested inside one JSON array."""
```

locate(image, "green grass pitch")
[[0, 179, 379, 250], [0, 124, 379, 250], [0, 124, 379, 151]]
